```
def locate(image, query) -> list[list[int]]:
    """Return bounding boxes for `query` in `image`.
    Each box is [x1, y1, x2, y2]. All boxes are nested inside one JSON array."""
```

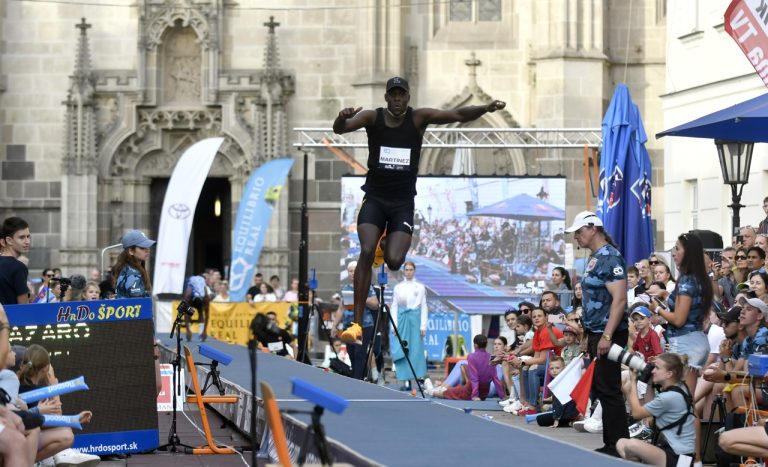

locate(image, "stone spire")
[[256, 15, 294, 161], [60, 17, 100, 272], [62, 17, 97, 175], [263, 16, 281, 76], [74, 18, 93, 82]]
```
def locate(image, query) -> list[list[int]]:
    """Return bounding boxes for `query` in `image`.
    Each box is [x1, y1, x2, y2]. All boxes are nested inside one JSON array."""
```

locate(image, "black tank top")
[[362, 107, 423, 199]]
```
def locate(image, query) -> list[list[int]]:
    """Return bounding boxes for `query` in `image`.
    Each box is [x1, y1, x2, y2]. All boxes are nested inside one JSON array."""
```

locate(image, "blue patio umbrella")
[[656, 92, 768, 143], [598, 84, 654, 266], [466, 193, 565, 221]]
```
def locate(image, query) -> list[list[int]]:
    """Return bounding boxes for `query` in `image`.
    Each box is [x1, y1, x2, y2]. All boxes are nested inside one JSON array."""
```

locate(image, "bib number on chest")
[[379, 146, 411, 171]]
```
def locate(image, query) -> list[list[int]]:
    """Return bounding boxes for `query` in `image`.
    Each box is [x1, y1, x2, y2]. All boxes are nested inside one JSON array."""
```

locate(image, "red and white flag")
[[547, 354, 584, 404], [570, 359, 596, 416], [725, 0, 768, 87]]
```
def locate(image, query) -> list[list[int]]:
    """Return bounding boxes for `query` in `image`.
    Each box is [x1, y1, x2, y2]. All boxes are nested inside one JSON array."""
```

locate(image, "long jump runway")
[[157, 335, 629, 466]]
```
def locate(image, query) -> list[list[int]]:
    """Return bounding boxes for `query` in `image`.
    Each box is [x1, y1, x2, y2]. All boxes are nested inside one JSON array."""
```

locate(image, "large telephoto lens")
[[606, 343, 654, 383]]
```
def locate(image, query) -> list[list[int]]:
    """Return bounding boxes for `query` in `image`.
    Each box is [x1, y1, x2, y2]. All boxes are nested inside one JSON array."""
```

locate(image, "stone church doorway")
[[149, 177, 231, 278]]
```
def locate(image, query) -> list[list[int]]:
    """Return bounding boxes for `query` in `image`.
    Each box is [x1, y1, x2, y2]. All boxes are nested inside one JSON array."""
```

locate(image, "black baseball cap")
[[386, 76, 409, 93], [718, 306, 742, 324]]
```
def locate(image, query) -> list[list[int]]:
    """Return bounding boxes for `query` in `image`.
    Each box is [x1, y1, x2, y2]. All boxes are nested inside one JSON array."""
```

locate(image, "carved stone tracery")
[[421, 52, 524, 176]]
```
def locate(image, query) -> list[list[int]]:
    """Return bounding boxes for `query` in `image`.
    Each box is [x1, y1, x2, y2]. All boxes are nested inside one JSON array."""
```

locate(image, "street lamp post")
[[715, 140, 754, 240]]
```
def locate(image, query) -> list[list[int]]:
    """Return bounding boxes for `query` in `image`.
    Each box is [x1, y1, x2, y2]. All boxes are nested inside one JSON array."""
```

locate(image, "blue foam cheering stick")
[[19, 376, 89, 404], [43, 414, 83, 430]]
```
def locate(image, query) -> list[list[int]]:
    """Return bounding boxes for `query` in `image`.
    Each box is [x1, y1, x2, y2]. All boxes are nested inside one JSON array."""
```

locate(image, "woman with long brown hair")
[[112, 230, 155, 298]]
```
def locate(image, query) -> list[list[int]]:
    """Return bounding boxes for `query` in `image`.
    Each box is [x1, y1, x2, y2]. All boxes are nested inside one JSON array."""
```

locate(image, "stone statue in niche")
[[162, 27, 201, 104]]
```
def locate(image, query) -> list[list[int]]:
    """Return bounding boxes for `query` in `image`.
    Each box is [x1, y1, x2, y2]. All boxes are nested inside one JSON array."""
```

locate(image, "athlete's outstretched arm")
[[416, 100, 506, 126], [415, 101, 507, 125], [333, 107, 377, 134]]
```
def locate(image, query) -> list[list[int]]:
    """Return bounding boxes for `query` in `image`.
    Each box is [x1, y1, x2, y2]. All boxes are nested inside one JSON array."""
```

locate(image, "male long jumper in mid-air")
[[333, 76, 505, 343]]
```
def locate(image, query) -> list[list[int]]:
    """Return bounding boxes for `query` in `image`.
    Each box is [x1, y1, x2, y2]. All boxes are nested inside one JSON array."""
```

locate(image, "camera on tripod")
[[606, 343, 655, 383], [177, 300, 195, 317]]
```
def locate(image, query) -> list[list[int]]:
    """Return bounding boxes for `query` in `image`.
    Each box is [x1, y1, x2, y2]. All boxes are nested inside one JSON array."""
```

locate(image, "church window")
[[449, 0, 501, 22]]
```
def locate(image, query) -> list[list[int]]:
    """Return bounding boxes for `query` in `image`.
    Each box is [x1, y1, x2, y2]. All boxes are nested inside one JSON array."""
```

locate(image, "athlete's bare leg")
[[383, 231, 411, 272], [354, 223, 382, 324]]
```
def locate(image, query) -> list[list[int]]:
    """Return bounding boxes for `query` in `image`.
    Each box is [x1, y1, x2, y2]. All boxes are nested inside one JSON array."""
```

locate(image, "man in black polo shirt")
[[0, 217, 31, 305], [333, 77, 505, 343]]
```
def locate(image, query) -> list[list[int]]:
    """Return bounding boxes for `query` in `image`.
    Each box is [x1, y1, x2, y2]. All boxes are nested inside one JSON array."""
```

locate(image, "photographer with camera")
[[250, 312, 295, 359], [565, 211, 628, 456], [617, 353, 695, 467]]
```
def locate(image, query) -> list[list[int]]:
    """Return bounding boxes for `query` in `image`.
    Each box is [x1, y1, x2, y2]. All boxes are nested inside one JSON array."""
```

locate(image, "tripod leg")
[[387, 305, 425, 398], [702, 395, 726, 459], [297, 426, 313, 466], [363, 305, 383, 382]]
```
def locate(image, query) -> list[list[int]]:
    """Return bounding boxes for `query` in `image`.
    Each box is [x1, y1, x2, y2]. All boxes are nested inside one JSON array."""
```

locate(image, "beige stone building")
[[0, 0, 667, 298]]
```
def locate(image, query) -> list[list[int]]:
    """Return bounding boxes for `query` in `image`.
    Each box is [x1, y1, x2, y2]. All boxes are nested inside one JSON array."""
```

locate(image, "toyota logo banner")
[[153, 137, 223, 294]]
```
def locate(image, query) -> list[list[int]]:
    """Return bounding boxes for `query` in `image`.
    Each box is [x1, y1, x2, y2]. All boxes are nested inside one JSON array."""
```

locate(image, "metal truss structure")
[[293, 127, 603, 149]]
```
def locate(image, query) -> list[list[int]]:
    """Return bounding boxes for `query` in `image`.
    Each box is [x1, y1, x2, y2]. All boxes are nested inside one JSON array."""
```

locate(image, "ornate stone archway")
[[60, 2, 294, 280], [419, 53, 525, 176]]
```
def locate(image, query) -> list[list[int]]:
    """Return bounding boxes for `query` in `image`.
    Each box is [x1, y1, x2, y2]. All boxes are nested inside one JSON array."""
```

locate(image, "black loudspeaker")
[[688, 229, 724, 250]]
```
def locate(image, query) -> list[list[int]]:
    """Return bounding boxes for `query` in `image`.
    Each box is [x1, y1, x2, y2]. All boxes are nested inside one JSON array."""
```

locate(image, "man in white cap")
[[566, 210, 628, 457]]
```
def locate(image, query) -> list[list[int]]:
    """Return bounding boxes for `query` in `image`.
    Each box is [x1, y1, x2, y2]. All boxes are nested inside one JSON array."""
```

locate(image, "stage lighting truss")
[[293, 127, 602, 149]]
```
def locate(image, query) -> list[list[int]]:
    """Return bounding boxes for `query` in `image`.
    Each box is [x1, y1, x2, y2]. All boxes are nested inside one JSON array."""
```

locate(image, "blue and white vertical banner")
[[229, 158, 294, 302], [153, 138, 223, 294]]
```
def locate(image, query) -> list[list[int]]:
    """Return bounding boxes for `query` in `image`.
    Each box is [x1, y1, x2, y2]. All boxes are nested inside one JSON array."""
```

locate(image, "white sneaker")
[[499, 397, 515, 407], [572, 420, 586, 432], [628, 422, 645, 438], [583, 417, 603, 434], [423, 378, 434, 392], [53, 448, 100, 467], [503, 400, 523, 413]]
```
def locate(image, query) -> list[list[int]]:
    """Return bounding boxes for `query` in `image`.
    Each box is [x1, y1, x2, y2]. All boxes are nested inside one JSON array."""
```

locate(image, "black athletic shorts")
[[357, 194, 414, 235]]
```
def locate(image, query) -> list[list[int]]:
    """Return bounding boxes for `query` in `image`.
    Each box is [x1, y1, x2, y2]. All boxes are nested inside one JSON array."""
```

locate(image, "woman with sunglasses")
[[658, 233, 712, 408], [732, 248, 750, 286]]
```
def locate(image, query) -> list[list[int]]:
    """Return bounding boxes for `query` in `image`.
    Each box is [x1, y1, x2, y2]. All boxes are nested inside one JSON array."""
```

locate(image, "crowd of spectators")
[[9, 200, 768, 464], [0, 216, 306, 464]]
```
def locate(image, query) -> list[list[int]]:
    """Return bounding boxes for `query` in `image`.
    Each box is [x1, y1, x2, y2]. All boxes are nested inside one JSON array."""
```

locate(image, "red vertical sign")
[[725, 0, 768, 87]]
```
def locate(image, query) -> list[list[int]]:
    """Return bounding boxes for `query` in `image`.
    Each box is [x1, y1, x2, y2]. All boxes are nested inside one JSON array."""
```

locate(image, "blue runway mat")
[[159, 335, 630, 466]]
